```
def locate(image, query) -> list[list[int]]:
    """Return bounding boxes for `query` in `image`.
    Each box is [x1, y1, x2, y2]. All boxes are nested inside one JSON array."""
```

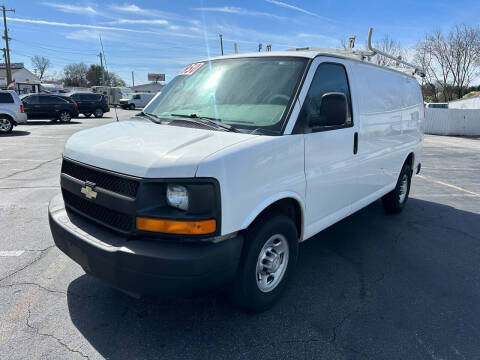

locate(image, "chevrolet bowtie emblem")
[[81, 182, 97, 199]]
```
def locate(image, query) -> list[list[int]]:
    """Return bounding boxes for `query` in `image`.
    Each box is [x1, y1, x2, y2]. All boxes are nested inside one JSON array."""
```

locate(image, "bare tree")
[[63, 62, 88, 87], [374, 35, 405, 67], [415, 25, 480, 101], [31, 55, 51, 81], [447, 25, 480, 98]]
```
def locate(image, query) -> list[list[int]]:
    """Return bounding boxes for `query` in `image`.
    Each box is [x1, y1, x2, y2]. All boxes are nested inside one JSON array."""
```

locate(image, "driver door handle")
[[353, 132, 358, 155]]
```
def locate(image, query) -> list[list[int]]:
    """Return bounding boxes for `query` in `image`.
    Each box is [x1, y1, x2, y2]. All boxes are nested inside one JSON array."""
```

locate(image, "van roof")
[[204, 48, 419, 79]]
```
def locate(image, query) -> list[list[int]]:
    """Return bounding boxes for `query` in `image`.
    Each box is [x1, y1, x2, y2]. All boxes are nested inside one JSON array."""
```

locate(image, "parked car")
[[91, 86, 132, 106], [0, 90, 27, 134], [21, 94, 79, 123], [120, 92, 156, 110], [68, 92, 109, 118], [425, 103, 448, 109], [49, 49, 424, 311]]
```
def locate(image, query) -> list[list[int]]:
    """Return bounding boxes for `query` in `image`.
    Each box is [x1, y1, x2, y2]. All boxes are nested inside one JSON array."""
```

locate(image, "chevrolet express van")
[[49, 48, 424, 311]]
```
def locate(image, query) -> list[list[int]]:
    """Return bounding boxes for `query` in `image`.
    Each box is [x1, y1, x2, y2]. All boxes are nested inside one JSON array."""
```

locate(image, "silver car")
[[0, 90, 28, 134]]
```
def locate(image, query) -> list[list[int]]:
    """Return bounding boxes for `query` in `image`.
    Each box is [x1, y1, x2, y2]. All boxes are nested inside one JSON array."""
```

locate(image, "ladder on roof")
[[364, 28, 425, 78]]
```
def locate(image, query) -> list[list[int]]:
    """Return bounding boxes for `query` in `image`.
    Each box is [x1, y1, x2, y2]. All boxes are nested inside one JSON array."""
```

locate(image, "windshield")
[[143, 57, 308, 134]]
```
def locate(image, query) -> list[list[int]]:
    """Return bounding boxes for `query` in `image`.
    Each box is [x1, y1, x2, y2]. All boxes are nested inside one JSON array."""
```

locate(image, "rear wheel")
[[94, 108, 104, 118], [0, 117, 13, 134], [129, 103, 135, 110], [58, 111, 72, 123], [230, 214, 298, 312], [382, 163, 412, 214]]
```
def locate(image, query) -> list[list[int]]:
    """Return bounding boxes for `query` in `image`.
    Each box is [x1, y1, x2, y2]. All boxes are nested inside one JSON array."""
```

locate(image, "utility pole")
[[258, 43, 262, 52], [234, 43, 238, 54], [2, 6, 15, 86], [98, 52, 104, 85], [131, 71, 135, 87], [219, 34, 224, 56]]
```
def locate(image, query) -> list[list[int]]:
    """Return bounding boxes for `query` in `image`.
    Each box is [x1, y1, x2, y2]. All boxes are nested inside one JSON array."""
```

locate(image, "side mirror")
[[308, 92, 347, 128]]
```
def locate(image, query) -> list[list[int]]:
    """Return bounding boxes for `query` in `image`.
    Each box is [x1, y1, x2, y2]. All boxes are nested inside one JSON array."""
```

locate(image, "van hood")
[[63, 119, 255, 178]]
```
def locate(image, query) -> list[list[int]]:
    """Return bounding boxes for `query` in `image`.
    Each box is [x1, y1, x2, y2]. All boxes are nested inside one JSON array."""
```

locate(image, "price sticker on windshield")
[[180, 62, 204, 75]]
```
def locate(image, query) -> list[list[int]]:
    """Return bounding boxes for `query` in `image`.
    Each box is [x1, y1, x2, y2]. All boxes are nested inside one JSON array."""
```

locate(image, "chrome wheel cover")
[[0, 118, 12, 132], [256, 234, 289, 293]]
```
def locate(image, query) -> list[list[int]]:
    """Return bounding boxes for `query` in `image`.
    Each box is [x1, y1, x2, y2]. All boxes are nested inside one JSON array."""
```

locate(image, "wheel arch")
[[404, 152, 415, 175], [0, 113, 16, 125], [240, 193, 305, 241]]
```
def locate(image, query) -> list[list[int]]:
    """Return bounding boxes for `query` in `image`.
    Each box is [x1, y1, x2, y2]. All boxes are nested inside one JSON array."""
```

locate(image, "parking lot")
[[0, 109, 479, 359]]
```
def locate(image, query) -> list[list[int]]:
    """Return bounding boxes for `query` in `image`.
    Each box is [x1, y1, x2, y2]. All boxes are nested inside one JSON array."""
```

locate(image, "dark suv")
[[68, 92, 109, 118], [21, 94, 79, 123]]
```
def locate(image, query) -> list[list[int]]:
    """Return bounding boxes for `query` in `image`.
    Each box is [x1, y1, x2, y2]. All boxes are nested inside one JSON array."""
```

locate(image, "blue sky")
[[6, 0, 480, 85]]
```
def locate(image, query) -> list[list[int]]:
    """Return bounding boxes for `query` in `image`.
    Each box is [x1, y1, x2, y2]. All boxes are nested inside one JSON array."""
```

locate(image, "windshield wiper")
[[170, 113, 238, 132], [137, 111, 161, 123]]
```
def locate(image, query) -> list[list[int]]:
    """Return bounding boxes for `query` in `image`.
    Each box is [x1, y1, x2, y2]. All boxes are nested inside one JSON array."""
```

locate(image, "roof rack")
[[288, 28, 425, 78], [365, 28, 425, 78]]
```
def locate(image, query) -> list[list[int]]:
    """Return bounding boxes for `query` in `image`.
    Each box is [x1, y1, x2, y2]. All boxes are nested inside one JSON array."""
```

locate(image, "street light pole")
[[219, 34, 224, 56]]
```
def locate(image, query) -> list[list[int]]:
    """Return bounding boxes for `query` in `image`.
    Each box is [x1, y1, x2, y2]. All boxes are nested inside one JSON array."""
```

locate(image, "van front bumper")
[[48, 194, 243, 297]]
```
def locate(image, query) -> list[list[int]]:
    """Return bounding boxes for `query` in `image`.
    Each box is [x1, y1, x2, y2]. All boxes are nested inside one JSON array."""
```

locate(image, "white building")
[[0, 63, 41, 94], [449, 95, 480, 109]]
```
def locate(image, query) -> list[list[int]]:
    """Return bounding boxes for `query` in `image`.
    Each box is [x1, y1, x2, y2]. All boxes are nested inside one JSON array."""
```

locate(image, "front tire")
[[129, 103, 135, 110], [230, 214, 298, 312], [382, 163, 412, 214], [58, 111, 72, 123], [0, 117, 13, 134], [94, 108, 104, 118]]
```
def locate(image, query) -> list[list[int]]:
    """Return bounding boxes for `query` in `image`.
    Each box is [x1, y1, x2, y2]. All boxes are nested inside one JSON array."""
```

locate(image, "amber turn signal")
[[136, 217, 216, 235]]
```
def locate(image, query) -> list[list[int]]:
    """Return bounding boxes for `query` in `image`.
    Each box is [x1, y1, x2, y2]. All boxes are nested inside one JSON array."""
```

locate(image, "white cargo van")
[[119, 92, 156, 110], [49, 32, 424, 311]]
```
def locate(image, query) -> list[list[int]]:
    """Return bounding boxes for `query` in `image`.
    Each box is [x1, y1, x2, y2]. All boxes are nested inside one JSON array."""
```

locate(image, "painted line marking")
[[0, 251, 25, 257], [417, 175, 480, 197]]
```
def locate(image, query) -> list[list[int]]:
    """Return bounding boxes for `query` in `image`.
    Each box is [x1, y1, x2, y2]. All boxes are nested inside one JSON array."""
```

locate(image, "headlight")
[[166, 184, 189, 211]]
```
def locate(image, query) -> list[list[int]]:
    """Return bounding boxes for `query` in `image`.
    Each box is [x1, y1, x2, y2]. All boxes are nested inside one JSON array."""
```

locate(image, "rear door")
[[295, 59, 360, 235], [22, 95, 41, 118]]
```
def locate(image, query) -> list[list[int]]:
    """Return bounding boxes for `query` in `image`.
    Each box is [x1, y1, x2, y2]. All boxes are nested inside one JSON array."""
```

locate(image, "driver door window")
[[296, 63, 353, 133]]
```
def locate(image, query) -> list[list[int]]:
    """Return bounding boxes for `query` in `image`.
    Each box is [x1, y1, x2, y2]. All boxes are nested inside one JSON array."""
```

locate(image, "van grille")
[[62, 190, 133, 232], [62, 159, 139, 198]]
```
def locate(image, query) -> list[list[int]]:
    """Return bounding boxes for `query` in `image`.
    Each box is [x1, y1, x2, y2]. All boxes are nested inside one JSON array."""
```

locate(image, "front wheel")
[[0, 117, 13, 134], [230, 214, 298, 312], [129, 103, 135, 110], [94, 108, 104, 118], [58, 111, 72, 123], [382, 163, 412, 214]]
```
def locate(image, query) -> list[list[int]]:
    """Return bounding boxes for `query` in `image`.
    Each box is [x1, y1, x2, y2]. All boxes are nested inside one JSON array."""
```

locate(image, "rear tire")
[[58, 111, 72, 123], [94, 108, 104, 118], [382, 163, 412, 214], [0, 117, 13, 134], [230, 214, 298, 312], [129, 103, 135, 110]]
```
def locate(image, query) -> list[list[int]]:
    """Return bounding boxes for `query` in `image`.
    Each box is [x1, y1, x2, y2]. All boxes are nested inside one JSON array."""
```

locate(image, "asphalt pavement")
[[0, 109, 479, 359]]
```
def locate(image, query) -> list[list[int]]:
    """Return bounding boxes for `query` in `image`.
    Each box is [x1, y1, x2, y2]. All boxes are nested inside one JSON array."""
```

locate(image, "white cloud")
[[192, 6, 286, 20], [265, 0, 319, 17], [7, 17, 161, 34], [113, 19, 168, 25], [42, 2, 98, 15], [110, 4, 143, 13]]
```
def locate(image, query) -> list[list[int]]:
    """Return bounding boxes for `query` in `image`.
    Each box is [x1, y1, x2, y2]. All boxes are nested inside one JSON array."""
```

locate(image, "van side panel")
[[196, 135, 306, 238], [349, 62, 423, 204]]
